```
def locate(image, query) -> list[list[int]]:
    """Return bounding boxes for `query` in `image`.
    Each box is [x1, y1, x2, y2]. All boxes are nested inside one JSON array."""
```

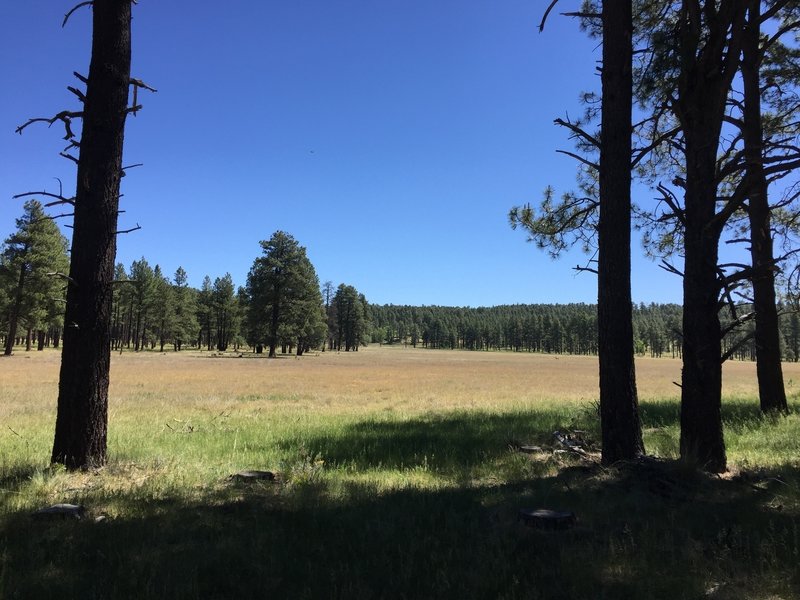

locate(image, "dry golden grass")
[[3, 346, 800, 423]]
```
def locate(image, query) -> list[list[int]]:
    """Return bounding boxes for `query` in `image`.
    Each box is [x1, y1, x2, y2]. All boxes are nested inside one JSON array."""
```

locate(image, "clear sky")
[[0, 0, 683, 307]]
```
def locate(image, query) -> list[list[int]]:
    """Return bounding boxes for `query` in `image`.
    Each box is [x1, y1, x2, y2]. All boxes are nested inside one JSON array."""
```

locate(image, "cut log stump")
[[518, 509, 576, 531], [230, 470, 276, 483], [31, 504, 86, 521]]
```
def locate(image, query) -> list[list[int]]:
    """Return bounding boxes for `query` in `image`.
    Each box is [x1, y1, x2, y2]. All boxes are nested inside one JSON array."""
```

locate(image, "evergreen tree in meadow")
[[172, 267, 198, 351], [330, 284, 370, 351], [245, 231, 324, 357], [1, 199, 69, 355]]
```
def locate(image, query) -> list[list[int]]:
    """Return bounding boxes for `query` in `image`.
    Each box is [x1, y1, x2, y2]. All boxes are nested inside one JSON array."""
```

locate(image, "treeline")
[[0, 220, 375, 356], [4, 207, 800, 362], [370, 303, 800, 362]]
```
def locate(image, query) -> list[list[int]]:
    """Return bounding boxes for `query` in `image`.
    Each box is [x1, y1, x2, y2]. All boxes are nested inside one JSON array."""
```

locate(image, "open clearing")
[[2, 347, 800, 599]]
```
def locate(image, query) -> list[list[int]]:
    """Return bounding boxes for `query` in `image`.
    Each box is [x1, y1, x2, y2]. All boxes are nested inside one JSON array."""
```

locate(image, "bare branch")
[[67, 86, 86, 104], [130, 78, 157, 93], [555, 149, 599, 171], [659, 260, 684, 278], [60, 152, 79, 165], [47, 272, 78, 287], [35, 212, 74, 223], [73, 71, 88, 85], [116, 224, 141, 235], [562, 12, 601, 20], [554, 117, 600, 149], [539, 0, 561, 32], [13, 190, 75, 206], [63, 1, 93, 27], [16, 110, 83, 140], [721, 331, 756, 363]]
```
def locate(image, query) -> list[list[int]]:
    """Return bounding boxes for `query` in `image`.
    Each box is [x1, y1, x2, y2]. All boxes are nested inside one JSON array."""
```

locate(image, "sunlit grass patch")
[[2, 348, 800, 598]]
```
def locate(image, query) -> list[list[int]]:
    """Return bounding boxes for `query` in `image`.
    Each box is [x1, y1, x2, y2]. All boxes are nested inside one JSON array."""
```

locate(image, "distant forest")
[[370, 302, 800, 362]]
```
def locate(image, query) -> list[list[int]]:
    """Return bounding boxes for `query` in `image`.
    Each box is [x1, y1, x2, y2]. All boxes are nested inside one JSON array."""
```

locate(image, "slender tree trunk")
[[52, 0, 131, 469], [598, 0, 643, 464], [4, 261, 27, 356], [743, 0, 788, 414]]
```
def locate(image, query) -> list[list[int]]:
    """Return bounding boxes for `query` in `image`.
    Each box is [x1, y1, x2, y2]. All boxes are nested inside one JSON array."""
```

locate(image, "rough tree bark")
[[743, 0, 788, 414], [51, 0, 132, 469], [675, 0, 746, 472], [597, 0, 644, 464]]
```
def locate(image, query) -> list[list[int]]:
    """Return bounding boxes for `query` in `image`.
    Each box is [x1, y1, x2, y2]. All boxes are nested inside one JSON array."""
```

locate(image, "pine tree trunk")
[[3, 262, 27, 356], [52, 0, 131, 469], [680, 138, 726, 472], [597, 0, 644, 464], [743, 0, 788, 414]]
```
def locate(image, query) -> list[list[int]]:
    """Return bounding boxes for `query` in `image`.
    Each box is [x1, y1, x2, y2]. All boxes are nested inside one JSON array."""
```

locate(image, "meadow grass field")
[[2, 347, 800, 599]]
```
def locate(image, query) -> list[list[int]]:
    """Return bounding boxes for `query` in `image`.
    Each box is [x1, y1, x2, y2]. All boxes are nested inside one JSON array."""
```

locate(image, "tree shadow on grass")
[[2, 459, 799, 599], [279, 409, 591, 476]]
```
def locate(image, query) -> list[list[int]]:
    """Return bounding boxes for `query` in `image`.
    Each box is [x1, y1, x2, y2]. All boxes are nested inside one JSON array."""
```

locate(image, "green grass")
[[2, 397, 800, 599]]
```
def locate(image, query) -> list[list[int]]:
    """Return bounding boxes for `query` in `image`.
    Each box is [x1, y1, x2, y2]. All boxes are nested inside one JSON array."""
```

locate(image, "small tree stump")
[[230, 470, 275, 483], [31, 503, 86, 521], [518, 509, 576, 531]]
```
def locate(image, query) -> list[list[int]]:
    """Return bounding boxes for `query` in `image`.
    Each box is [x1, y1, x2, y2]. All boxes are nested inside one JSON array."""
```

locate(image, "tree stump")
[[31, 503, 86, 521], [518, 509, 576, 530], [230, 470, 276, 483]]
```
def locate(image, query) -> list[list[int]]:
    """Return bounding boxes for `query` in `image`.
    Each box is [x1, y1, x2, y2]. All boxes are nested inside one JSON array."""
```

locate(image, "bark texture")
[[675, 1, 746, 472], [52, 0, 132, 469], [743, 0, 788, 414], [598, 0, 644, 464]]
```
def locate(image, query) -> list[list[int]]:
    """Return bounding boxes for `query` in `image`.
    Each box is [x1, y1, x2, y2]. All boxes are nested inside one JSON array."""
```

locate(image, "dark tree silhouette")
[[597, 0, 644, 464], [51, 0, 135, 468]]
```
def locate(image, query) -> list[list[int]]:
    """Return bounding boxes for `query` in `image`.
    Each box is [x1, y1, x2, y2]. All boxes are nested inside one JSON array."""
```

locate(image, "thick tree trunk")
[[52, 0, 131, 469], [680, 130, 727, 471], [598, 0, 643, 464], [743, 0, 788, 414], [674, 1, 746, 473]]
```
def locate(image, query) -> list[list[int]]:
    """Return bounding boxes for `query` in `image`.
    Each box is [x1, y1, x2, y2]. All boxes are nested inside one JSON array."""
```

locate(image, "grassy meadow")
[[2, 347, 800, 599]]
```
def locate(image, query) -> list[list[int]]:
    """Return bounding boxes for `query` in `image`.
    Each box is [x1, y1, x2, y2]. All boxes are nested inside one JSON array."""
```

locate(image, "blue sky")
[[0, 0, 683, 307]]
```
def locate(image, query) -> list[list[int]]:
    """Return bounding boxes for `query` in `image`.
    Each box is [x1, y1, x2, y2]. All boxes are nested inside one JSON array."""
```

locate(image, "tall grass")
[[1, 348, 799, 598]]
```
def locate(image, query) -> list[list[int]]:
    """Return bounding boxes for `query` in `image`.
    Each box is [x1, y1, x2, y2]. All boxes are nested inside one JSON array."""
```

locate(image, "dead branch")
[[130, 78, 157, 93], [13, 191, 75, 206], [60, 152, 79, 165], [656, 183, 686, 226], [67, 86, 86, 104], [35, 212, 74, 223], [16, 111, 83, 140], [554, 117, 600, 149], [555, 149, 599, 171], [63, 1, 93, 27], [116, 224, 141, 235], [659, 260, 684, 278], [539, 0, 561, 32], [73, 71, 88, 85], [47, 272, 78, 287], [721, 331, 756, 363]]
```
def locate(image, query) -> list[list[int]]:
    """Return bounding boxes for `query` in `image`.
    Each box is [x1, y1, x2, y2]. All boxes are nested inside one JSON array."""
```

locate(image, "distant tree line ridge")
[[370, 302, 800, 362]]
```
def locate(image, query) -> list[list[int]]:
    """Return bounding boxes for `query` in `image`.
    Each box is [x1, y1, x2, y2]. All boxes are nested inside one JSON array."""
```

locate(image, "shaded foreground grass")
[[1, 349, 800, 598]]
